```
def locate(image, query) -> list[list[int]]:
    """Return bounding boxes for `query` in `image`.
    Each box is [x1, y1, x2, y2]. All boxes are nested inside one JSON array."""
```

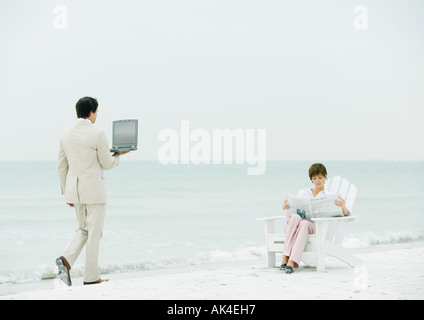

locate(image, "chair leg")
[[315, 220, 329, 272], [316, 252, 326, 272], [326, 244, 363, 267], [268, 252, 276, 268]]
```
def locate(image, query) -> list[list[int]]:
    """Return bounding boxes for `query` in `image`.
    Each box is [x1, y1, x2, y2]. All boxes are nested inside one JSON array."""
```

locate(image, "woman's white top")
[[297, 188, 331, 198]]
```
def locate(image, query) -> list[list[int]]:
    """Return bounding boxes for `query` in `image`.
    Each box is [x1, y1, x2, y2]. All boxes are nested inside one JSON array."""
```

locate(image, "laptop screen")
[[113, 120, 138, 147]]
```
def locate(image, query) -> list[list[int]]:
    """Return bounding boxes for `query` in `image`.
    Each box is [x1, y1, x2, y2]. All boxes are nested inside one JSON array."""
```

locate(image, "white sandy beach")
[[1, 243, 424, 300]]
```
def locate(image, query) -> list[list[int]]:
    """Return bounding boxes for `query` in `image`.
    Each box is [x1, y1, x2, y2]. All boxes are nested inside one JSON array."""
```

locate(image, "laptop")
[[110, 119, 138, 153]]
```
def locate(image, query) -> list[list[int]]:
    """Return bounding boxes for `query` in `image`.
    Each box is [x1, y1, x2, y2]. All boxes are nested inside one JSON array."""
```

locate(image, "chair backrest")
[[326, 176, 357, 213], [324, 176, 358, 245]]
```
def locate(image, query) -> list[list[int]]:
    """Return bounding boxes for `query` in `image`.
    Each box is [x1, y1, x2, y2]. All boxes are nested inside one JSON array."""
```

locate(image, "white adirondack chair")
[[257, 176, 363, 271]]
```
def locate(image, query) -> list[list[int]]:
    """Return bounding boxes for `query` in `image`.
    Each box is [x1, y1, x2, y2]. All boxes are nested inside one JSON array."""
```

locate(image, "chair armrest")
[[257, 215, 287, 235], [311, 215, 356, 222], [256, 215, 286, 221]]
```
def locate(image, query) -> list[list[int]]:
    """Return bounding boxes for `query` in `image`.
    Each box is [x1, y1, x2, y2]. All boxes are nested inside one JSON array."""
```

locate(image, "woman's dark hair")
[[75, 97, 98, 119], [308, 163, 327, 180]]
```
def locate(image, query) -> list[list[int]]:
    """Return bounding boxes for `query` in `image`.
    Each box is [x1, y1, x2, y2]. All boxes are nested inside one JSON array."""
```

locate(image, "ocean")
[[0, 160, 423, 285]]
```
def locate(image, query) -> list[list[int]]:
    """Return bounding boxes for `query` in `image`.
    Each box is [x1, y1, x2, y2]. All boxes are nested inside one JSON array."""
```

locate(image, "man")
[[56, 97, 128, 286]]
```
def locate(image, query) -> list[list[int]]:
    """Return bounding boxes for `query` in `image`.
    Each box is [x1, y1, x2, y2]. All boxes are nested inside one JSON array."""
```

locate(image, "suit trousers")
[[62, 203, 106, 282]]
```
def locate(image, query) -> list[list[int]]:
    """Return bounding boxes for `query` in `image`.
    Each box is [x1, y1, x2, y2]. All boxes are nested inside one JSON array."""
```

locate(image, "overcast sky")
[[0, 0, 423, 161]]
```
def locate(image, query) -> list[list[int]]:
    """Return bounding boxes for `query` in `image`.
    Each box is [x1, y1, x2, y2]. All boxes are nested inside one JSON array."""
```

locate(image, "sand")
[[1, 244, 423, 300]]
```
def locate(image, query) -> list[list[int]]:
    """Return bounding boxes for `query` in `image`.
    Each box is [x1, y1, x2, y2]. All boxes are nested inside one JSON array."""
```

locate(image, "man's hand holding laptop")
[[113, 151, 130, 156]]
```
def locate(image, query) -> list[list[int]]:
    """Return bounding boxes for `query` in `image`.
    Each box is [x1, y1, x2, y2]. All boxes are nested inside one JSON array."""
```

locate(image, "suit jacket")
[[58, 120, 119, 204]]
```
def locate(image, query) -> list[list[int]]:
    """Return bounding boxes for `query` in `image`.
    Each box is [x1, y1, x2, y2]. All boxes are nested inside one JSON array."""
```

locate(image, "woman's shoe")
[[285, 265, 294, 274], [279, 264, 287, 271]]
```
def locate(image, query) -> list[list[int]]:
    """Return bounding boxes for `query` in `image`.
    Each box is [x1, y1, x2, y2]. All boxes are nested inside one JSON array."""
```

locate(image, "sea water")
[[0, 161, 423, 284]]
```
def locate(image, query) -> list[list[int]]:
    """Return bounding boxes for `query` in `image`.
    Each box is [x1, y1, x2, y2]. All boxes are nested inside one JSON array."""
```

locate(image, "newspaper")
[[284, 193, 344, 221]]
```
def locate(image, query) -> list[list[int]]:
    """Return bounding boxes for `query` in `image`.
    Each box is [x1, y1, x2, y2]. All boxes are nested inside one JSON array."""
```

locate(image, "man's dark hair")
[[75, 97, 98, 119]]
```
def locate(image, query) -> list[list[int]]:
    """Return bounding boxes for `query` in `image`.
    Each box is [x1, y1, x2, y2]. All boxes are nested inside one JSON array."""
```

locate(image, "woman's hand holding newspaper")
[[335, 197, 345, 207], [335, 197, 349, 216], [282, 200, 290, 210]]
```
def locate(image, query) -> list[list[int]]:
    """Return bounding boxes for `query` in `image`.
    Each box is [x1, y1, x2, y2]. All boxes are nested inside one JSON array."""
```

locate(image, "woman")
[[281, 163, 350, 274]]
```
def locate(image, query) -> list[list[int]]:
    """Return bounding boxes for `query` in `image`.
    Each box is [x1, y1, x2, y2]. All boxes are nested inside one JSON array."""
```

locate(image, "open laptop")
[[110, 119, 138, 153]]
